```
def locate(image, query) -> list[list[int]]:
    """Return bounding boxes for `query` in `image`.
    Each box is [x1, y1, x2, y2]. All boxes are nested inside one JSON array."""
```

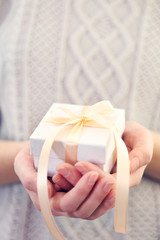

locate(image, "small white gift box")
[[30, 102, 125, 176]]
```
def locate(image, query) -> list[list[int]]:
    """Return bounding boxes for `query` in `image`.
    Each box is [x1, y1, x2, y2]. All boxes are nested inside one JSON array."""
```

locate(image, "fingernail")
[[88, 172, 98, 185], [103, 182, 113, 192], [61, 170, 70, 178], [75, 163, 86, 174], [57, 167, 70, 178], [132, 158, 139, 172], [52, 174, 60, 183], [108, 196, 115, 205]]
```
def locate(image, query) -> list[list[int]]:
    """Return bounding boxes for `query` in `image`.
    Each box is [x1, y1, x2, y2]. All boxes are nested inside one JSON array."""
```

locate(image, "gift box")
[[30, 101, 129, 236], [30, 102, 125, 176]]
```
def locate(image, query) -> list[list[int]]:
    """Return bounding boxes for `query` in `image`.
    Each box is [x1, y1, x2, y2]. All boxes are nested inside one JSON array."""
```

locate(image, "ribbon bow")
[[37, 101, 129, 240]]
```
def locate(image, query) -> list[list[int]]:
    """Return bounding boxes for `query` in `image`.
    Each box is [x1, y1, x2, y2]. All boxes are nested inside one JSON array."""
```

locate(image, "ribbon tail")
[[37, 124, 69, 240], [114, 130, 130, 234]]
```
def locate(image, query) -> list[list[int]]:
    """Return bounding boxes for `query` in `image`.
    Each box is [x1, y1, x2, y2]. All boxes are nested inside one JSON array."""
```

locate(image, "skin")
[[0, 141, 27, 185], [13, 121, 155, 220]]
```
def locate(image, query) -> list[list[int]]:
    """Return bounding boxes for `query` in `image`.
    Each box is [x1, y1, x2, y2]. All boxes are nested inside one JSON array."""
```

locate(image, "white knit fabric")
[[0, 0, 160, 239]]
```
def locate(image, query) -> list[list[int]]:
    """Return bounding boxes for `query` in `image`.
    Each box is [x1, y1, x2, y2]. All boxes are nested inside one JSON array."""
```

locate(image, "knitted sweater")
[[0, 1, 160, 239]]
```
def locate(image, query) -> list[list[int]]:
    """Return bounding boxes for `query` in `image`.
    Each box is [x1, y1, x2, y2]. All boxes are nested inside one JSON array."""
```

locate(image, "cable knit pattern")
[[130, 0, 160, 131], [56, 0, 145, 111], [0, 0, 160, 240], [28, 0, 65, 134]]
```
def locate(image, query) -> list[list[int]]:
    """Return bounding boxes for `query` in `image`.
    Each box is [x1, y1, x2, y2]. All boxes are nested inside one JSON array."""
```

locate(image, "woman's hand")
[[52, 162, 116, 219], [14, 143, 115, 219], [52, 121, 154, 219]]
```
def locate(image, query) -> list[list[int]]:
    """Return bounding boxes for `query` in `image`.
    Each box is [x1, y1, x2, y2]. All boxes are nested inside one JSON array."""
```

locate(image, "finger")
[[14, 150, 38, 193], [51, 171, 99, 212], [123, 122, 153, 173], [87, 189, 116, 220], [48, 192, 69, 217], [56, 163, 82, 186], [26, 180, 54, 213], [129, 165, 146, 187], [112, 148, 149, 175], [52, 173, 73, 191], [129, 145, 152, 173], [54, 183, 62, 192], [50, 191, 66, 212], [73, 176, 115, 219], [75, 161, 112, 178]]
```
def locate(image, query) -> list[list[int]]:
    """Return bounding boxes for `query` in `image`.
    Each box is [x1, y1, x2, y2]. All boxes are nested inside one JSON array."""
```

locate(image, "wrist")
[[0, 140, 29, 185]]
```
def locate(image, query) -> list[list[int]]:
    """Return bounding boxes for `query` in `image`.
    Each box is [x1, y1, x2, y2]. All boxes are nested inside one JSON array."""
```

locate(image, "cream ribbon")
[[37, 101, 130, 239]]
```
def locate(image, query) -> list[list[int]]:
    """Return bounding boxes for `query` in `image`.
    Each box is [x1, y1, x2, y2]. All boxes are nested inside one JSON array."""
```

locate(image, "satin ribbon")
[[37, 101, 130, 239]]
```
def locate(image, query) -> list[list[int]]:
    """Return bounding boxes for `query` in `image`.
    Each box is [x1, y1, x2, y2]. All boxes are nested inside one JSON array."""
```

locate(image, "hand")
[[52, 162, 115, 220], [52, 121, 154, 219], [14, 143, 115, 219]]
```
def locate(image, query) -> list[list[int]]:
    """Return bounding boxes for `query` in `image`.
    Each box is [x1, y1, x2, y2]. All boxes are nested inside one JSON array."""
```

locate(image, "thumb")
[[129, 145, 152, 173]]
